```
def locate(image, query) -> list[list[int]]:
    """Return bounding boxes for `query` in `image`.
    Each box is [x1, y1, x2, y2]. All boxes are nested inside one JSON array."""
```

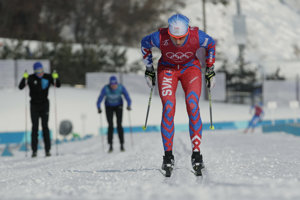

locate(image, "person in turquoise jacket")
[[96, 76, 131, 152]]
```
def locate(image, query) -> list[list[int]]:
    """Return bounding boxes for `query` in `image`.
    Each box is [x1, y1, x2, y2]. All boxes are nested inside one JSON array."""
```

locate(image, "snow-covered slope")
[[129, 0, 300, 78]]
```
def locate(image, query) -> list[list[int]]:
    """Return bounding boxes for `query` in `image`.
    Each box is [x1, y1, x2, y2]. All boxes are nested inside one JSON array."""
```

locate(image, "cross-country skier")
[[244, 103, 264, 133], [19, 62, 60, 157], [96, 76, 132, 153], [141, 14, 216, 176]]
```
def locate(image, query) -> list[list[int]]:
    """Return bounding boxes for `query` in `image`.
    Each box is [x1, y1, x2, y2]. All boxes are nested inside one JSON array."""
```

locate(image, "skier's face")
[[34, 68, 44, 78], [110, 84, 118, 90], [170, 35, 187, 46]]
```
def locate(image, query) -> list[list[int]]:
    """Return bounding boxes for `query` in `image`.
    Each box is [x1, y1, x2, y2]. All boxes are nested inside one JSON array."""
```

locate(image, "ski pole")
[[99, 112, 105, 152], [24, 70, 28, 157], [53, 70, 59, 155], [127, 110, 134, 147], [207, 88, 215, 130], [142, 87, 154, 130]]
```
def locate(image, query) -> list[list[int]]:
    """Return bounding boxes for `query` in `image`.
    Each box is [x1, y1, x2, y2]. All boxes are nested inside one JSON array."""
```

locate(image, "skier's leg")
[[251, 116, 259, 133], [41, 101, 51, 155], [157, 66, 179, 152], [105, 106, 114, 150], [30, 104, 39, 155], [245, 116, 254, 133], [180, 66, 202, 152], [116, 105, 124, 149], [248, 116, 256, 133], [180, 66, 204, 173]]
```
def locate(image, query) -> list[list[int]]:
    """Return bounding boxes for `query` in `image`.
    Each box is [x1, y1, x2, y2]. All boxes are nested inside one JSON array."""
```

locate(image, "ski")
[[191, 168, 202, 176], [191, 165, 204, 176], [160, 167, 203, 177], [159, 167, 173, 177]]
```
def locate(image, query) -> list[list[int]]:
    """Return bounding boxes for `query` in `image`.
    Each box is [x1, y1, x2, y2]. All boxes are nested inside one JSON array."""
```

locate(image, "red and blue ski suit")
[[141, 27, 215, 152], [248, 105, 264, 128]]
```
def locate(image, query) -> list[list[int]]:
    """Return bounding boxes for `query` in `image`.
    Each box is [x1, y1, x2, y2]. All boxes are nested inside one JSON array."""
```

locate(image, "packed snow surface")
[[1, 87, 300, 200], [1, 130, 300, 200]]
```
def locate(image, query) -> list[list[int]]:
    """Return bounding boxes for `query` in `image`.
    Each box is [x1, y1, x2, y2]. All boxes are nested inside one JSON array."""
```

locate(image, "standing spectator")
[[97, 76, 132, 153], [19, 62, 60, 157]]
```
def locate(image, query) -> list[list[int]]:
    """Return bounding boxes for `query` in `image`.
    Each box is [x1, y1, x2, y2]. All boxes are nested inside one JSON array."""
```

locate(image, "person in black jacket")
[[19, 62, 60, 157]]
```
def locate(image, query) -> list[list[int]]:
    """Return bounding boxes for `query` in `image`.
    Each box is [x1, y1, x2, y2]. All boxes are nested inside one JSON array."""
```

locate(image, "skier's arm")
[[18, 78, 26, 90], [142, 31, 160, 88], [96, 87, 106, 109], [121, 85, 131, 108], [141, 31, 160, 68], [19, 71, 29, 90], [198, 30, 216, 68]]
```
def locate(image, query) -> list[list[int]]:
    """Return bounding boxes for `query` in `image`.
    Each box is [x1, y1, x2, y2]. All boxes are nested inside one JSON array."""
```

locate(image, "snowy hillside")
[[127, 0, 300, 78], [1, 1, 299, 78]]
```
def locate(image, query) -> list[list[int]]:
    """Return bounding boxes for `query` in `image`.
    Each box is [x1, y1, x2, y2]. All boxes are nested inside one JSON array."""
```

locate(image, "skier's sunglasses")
[[34, 68, 44, 74], [168, 28, 189, 39]]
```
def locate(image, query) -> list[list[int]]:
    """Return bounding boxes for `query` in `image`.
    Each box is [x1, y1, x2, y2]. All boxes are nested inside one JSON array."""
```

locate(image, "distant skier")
[[19, 62, 60, 157], [244, 103, 264, 133], [96, 76, 132, 153], [141, 14, 216, 176]]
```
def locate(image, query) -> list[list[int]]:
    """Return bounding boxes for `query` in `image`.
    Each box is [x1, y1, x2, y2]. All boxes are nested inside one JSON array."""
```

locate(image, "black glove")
[[205, 66, 216, 89], [127, 106, 131, 111], [145, 66, 156, 88], [98, 108, 102, 114]]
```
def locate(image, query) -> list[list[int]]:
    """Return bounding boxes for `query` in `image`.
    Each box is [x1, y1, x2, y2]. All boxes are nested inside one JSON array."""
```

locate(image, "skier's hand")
[[145, 66, 156, 88], [23, 71, 29, 79], [127, 106, 131, 111], [98, 108, 102, 114], [52, 71, 59, 79], [205, 65, 216, 89]]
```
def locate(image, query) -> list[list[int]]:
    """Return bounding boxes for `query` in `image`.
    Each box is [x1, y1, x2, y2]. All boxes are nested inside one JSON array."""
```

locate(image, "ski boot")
[[108, 145, 113, 153], [120, 144, 125, 152], [191, 152, 204, 176], [45, 151, 51, 157], [161, 152, 174, 177], [32, 151, 37, 158]]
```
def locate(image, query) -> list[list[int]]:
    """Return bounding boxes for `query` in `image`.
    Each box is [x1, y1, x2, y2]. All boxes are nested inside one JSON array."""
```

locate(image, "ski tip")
[[191, 170, 202, 176], [142, 126, 147, 130], [159, 169, 172, 177], [210, 125, 215, 130]]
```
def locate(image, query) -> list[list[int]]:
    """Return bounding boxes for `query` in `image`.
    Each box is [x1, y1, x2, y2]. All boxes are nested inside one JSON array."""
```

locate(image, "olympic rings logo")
[[166, 52, 193, 61]]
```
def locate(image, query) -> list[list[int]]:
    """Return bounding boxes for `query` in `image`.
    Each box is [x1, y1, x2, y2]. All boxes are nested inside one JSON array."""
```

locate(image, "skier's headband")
[[110, 80, 118, 85], [168, 27, 189, 39]]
